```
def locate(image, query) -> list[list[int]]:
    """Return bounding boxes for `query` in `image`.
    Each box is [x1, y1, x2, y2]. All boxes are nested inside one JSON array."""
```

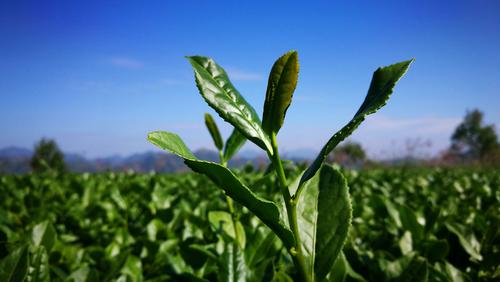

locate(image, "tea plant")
[[204, 112, 247, 249], [148, 51, 413, 281]]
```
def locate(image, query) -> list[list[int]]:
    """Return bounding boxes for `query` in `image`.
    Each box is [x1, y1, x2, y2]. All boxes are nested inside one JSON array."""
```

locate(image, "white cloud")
[[361, 115, 461, 134], [109, 57, 144, 69], [350, 115, 462, 158], [226, 67, 263, 81]]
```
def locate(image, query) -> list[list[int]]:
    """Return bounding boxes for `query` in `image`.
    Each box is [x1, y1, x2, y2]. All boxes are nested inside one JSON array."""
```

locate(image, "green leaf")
[[111, 186, 127, 210], [444, 262, 470, 282], [32, 221, 57, 252], [262, 51, 299, 135], [315, 165, 352, 281], [65, 266, 99, 282], [445, 222, 483, 261], [421, 238, 449, 262], [218, 242, 247, 282], [327, 252, 366, 282], [398, 204, 424, 242], [327, 252, 347, 282], [381, 252, 415, 280], [146, 219, 165, 241], [187, 56, 272, 153], [398, 256, 428, 282], [27, 246, 50, 282], [399, 231, 413, 255], [379, 196, 402, 228], [272, 272, 294, 282], [148, 131, 294, 248], [245, 227, 278, 269], [300, 59, 414, 185], [291, 165, 352, 281], [147, 131, 196, 159], [223, 128, 247, 162], [0, 245, 29, 282], [209, 211, 246, 249], [205, 113, 224, 150], [151, 184, 173, 210], [120, 255, 143, 282]]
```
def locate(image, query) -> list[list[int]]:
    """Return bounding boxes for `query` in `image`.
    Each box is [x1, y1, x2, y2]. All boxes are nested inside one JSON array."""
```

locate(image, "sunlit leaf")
[[301, 59, 414, 185], [32, 221, 57, 252], [187, 56, 272, 153]]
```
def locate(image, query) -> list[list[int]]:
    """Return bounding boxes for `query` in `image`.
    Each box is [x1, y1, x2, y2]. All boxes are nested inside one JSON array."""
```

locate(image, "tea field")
[[1, 167, 499, 281]]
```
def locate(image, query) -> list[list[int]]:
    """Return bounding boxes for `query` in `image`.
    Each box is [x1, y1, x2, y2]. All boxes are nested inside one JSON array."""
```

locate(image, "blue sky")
[[1, 0, 499, 158]]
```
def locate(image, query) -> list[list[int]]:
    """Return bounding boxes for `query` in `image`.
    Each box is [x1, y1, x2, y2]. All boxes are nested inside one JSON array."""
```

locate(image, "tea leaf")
[[218, 242, 247, 282], [209, 211, 246, 249], [292, 165, 352, 281], [0, 245, 29, 282], [262, 51, 299, 135], [223, 128, 247, 162], [32, 221, 57, 252], [315, 165, 352, 281], [204, 113, 224, 150], [27, 246, 50, 282], [300, 59, 414, 185], [147, 131, 196, 159], [445, 222, 483, 261], [187, 56, 273, 154], [66, 266, 99, 282], [398, 256, 429, 282], [327, 252, 366, 282], [148, 131, 294, 248], [399, 204, 424, 242]]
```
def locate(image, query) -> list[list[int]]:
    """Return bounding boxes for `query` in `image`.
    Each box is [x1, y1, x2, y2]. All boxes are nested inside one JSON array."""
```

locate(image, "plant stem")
[[270, 134, 311, 282], [219, 150, 242, 250]]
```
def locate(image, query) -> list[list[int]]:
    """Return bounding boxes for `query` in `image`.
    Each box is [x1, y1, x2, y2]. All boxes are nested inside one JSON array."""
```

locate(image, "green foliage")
[[30, 138, 66, 173], [27, 246, 50, 282], [451, 109, 499, 161], [0, 245, 29, 282], [148, 51, 412, 281], [1, 169, 499, 281], [148, 131, 295, 248], [147, 51, 412, 281]]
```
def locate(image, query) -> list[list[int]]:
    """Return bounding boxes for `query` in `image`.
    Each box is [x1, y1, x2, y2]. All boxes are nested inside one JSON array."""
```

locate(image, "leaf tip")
[[146, 131, 157, 140]]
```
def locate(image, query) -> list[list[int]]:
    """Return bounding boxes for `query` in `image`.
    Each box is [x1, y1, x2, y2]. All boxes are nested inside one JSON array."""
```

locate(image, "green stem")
[[219, 150, 242, 250], [293, 181, 306, 203], [269, 134, 311, 282]]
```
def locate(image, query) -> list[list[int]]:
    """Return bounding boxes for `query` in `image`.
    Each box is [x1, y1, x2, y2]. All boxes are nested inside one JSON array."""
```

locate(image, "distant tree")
[[450, 109, 499, 162], [31, 138, 67, 173], [328, 141, 366, 168]]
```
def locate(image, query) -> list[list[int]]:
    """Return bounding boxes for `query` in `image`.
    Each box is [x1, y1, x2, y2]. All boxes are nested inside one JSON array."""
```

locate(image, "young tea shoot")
[[148, 51, 413, 281]]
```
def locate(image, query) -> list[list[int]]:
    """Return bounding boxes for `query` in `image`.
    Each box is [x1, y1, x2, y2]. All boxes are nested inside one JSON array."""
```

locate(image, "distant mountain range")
[[0, 146, 316, 174]]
